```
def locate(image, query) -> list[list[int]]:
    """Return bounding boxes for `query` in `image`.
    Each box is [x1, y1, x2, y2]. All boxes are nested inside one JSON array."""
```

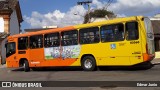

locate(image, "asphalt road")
[[0, 59, 160, 90]]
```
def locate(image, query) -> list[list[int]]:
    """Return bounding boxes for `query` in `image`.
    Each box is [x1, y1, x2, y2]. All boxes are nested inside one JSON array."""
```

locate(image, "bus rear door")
[[125, 21, 143, 65]]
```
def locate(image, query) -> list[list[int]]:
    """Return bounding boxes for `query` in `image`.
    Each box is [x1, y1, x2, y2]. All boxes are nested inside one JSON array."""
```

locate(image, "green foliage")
[[83, 9, 116, 24]]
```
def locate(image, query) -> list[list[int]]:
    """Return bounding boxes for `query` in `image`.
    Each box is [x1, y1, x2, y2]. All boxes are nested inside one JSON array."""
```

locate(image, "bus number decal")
[[132, 51, 141, 54], [130, 41, 139, 44]]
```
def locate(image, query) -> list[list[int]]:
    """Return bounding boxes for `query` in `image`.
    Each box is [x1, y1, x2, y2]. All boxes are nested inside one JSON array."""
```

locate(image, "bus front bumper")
[[6, 61, 19, 68]]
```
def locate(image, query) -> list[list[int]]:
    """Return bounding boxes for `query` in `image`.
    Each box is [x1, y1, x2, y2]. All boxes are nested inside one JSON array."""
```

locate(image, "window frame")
[[18, 37, 28, 50], [100, 23, 125, 43], [125, 21, 139, 41], [61, 30, 78, 46], [44, 32, 60, 47], [29, 35, 43, 49], [79, 27, 100, 44]]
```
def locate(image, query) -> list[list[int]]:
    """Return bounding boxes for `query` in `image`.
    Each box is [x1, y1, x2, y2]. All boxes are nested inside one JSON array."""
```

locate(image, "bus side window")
[[79, 27, 100, 44], [61, 30, 78, 46], [29, 35, 43, 49], [100, 25, 114, 42], [114, 24, 124, 41], [100, 24, 124, 42], [126, 22, 139, 40], [18, 37, 28, 50], [44, 32, 60, 47]]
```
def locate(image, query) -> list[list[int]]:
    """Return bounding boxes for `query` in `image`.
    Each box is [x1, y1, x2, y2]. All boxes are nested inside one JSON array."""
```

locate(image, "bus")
[[5, 16, 155, 72]]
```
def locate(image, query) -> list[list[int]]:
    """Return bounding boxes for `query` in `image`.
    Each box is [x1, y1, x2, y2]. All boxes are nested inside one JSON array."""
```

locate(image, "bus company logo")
[[2, 82, 11, 87]]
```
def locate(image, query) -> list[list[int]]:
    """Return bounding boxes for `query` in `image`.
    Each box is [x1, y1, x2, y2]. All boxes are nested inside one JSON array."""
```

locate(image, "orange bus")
[[5, 16, 155, 72]]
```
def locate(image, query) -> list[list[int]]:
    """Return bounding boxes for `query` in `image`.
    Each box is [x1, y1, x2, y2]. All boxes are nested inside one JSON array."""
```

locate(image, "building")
[[0, 0, 23, 35], [150, 14, 160, 58], [0, 0, 23, 64], [24, 26, 58, 33]]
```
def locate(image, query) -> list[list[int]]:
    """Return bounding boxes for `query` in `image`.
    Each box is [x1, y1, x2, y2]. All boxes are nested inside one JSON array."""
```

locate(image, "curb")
[[0, 64, 6, 68]]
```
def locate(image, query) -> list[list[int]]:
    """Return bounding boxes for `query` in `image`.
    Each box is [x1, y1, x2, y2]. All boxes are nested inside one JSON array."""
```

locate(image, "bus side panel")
[[98, 42, 131, 66], [7, 55, 19, 68], [29, 48, 44, 67], [35, 45, 79, 67], [40, 58, 77, 67], [38, 45, 79, 67], [125, 40, 143, 65], [70, 44, 101, 66], [71, 42, 131, 66], [17, 49, 30, 67]]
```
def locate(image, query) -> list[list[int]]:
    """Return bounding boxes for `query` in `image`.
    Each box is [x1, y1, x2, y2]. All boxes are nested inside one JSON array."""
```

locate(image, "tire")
[[81, 56, 96, 71], [23, 60, 30, 72], [132, 61, 153, 70], [141, 61, 153, 70], [31, 67, 44, 71]]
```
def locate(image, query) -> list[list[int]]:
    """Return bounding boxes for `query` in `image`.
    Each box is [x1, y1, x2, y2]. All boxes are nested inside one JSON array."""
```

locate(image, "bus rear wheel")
[[81, 56, 96, 71], [23, 60, 30, 72]]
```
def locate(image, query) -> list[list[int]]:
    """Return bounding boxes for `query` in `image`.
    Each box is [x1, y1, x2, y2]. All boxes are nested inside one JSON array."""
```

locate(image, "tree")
[[83, 9, 116, 24]]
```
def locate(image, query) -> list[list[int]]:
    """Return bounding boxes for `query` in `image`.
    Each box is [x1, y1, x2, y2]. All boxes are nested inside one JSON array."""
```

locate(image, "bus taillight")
[[143, 44, 149, 61], [143, 53, 149, 62], [143, 44, 155, 62]]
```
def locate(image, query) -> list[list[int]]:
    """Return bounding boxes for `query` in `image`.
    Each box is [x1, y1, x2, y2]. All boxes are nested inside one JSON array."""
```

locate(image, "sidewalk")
[[152, 58, 160, 64], [0, 64, 6, 68]]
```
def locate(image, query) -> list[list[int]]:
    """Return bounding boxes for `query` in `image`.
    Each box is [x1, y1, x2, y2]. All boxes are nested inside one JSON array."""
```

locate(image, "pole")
[[77, 0, 92, 23], [88, 3, 90, 23]]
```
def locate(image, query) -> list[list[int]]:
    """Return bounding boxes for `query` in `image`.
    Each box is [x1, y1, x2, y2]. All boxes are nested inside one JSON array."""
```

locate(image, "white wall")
[[1, 38, 6, 64], [9, 9, 20, 35], [0, 17, 5, 64], [1, 10, 20, 64], [0, 17, 4, 33]]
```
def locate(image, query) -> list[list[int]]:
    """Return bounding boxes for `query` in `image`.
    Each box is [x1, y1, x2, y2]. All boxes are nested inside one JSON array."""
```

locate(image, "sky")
[[19, 0, 160, 30]]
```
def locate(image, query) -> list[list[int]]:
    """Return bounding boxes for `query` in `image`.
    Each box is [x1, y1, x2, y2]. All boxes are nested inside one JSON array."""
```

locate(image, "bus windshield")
[[144, 18, 154, 40], [144, 17, 155, 54], [6, 42, 16, 57]]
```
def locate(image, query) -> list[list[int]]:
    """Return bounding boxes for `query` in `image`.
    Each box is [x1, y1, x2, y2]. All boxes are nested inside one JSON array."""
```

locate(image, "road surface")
[[0, 59, 160, 90]]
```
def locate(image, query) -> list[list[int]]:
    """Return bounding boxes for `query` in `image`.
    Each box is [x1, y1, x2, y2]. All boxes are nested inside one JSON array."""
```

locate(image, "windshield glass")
[[144, 17, 155, 54], [144, 18, 154, 40], [6, 42, 16, 57]]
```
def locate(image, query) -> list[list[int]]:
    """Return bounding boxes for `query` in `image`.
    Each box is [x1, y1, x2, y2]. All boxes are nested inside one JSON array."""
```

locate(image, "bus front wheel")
[[23, 60, 30, 72], [81, 56, 96, 71]]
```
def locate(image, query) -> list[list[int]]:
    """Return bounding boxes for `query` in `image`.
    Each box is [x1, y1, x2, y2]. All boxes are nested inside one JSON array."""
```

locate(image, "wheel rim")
[[84, 59, 92, 69], [23, 63, 25, 69]]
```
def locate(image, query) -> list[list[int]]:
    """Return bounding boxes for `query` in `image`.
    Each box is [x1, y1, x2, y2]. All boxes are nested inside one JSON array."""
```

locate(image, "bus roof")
[[74, 16, 144, 29], [10, 26, 75, 38], [10, 16, 144, 38]]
